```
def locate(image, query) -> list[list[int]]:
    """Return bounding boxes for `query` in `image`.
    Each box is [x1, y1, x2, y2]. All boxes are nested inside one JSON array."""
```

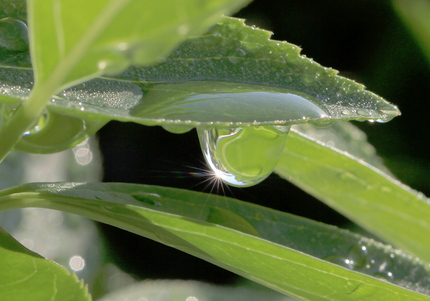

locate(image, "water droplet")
[[374, 271, 395, 281], [0, 17, 29, 51], [197, 125, 290, 187], [162, 124, 193, 134], [324, 255, 355, 269], [15, 110, 107, 154], [23, 112, 48, 136], [134, 81, 329, 125], [341, 108, 352, 115], [374, 117, 394, 123], [132, 193, 162, 206], [227, 49, 247, 64], [346, 244, 368, 269]]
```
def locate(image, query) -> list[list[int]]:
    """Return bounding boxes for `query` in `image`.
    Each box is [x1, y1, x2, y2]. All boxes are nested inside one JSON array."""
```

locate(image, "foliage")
[[0, 0, 430, 300]]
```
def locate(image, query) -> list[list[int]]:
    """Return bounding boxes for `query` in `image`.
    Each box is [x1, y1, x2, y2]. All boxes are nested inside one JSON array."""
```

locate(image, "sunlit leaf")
[[0, 227, 91, 301], [0, 182, 429, 299], [28, 0, 250, 89], [0, 17, 400, 129], [292, 121, 393, 175], [275, 128, 430, 265]]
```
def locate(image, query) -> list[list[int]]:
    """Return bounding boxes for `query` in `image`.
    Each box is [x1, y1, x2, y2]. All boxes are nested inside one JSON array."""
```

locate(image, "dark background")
[[97, 0, 430, 283]]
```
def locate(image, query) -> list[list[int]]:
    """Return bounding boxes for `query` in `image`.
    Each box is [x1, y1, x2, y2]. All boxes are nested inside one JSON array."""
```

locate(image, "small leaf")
[[0, 227, 91, 301], [1, 182, 430, 299]]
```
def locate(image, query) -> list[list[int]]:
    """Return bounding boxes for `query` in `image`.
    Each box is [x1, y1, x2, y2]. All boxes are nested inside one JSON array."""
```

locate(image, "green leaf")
[[393, 0, 430, 65], [0, 227, 91, 301], [1, 182, 429, 299], [28, 0, 250, 89], [274, 127, 430, 264], [0, 17, 400, 127], [292, 121, 393, 175], [0, 0, 250, 161]]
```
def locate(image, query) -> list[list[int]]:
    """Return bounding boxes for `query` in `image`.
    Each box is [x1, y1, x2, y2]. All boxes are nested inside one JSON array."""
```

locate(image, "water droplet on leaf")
[[0, 17, 29, 51], [323, 255, 355, 269], [23, 111, 48, 136], [15, 110, 107, 154], [346, 244, 368, 269], [197, 125, 290, 187], [227, 49, 246, 64], [162, 124, 193, 134]]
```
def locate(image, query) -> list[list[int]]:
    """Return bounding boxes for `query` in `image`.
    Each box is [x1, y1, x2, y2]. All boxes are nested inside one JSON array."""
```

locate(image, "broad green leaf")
[[275, 128, 430, 265], [0, 0, 250, 161], [0, 16, 401, 155], [28, 0, 250, 89], [0, 17, 400, 126], [0, 183, 429, 299], [0, 227, 91, 301], [393, 0, 430, 64]]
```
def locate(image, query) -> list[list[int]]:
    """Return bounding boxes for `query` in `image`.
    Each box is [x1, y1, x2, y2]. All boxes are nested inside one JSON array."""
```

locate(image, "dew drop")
[[197, 125, 290, 187], [0, 17, 29, 51], [162, 124, 193, 134], [227, 49, 247, 64], [346, 244, 368, 269], [341, 108, 352, 115], [23, 111, 48, 136], [374, 117, 394, 123], [323, 255, 355, 269]]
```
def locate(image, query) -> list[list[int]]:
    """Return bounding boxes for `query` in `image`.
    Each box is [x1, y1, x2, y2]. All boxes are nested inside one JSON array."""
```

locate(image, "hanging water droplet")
[[23, 111, 48, 136], [197, 125, 290, 187], [374, 116, 394, 123], [0, 17, 29, 51], [15, 110, 107, 154], [162, 124, 193, 134]]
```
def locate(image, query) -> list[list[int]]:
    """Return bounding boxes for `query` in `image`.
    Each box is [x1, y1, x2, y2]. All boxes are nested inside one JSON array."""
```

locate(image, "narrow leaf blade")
[[1, 182, 429, 300], [275, 128, 430, 264]]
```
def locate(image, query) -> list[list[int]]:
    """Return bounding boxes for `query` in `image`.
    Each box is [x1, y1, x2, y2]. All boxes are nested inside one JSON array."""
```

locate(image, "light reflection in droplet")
[[69, 255, 85, 271], [186, 297, 198, 301], [73, 138, 93, 165]]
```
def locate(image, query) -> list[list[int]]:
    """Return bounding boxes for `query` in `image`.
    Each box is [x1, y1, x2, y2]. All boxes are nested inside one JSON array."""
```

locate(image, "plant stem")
[[0, 84, 53, 162]]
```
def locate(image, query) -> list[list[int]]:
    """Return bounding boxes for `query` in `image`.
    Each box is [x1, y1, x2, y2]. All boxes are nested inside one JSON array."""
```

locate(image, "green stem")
[[0, 84, 55, 162]]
